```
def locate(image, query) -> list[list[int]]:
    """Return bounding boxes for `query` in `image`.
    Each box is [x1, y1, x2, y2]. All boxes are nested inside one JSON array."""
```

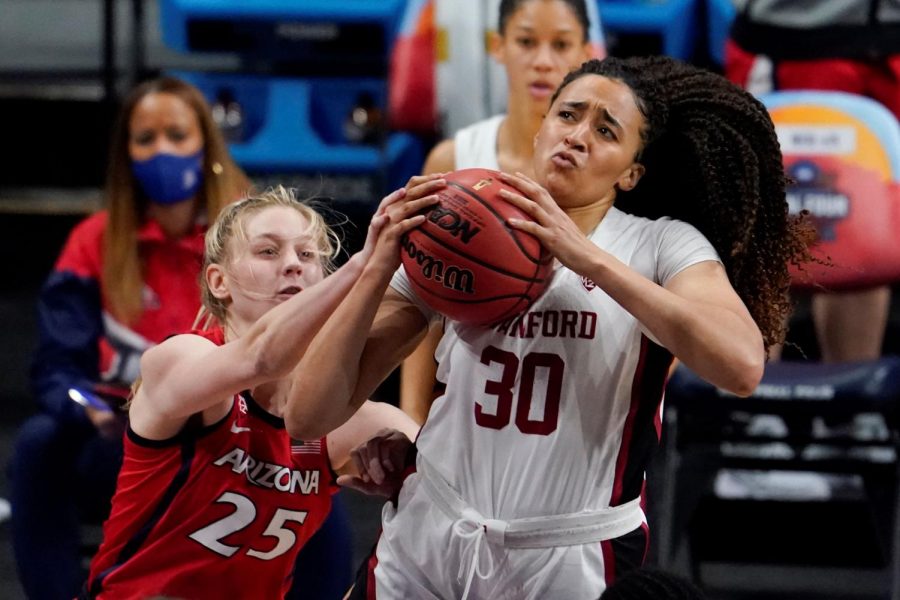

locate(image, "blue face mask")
[[131, 150, 204, 205]]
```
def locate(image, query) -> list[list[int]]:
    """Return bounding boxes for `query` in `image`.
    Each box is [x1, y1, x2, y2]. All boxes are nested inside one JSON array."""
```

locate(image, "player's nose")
[[282, 251, 304, 275]]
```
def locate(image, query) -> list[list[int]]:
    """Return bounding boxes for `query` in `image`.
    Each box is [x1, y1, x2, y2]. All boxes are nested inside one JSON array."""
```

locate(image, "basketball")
[[400, 168, 552, 326]]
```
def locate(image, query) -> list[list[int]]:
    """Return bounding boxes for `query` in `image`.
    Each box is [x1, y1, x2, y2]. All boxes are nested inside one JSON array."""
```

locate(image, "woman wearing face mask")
[[7, 77, 249, 599]]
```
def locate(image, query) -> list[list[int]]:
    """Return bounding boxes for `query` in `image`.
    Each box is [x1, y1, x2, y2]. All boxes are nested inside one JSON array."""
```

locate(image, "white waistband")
[[417, 454, 644, 600], [419, 453, 645, 549]]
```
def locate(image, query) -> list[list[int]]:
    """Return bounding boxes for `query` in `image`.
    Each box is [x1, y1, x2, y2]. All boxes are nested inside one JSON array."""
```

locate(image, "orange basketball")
[[400, 168, 552, 326]]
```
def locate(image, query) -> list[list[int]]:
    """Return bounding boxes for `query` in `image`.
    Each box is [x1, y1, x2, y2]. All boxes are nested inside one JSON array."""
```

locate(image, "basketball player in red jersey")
[[81, 185, 437, 599]]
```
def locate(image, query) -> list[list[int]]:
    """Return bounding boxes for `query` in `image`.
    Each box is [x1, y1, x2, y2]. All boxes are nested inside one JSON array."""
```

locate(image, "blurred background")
[[1, 0, 899, 598]]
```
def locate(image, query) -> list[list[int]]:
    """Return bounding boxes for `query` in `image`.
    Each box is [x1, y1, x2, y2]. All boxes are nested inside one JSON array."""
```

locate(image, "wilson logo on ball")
[[401, 235, 475, 294], [400, 168, 552, 326]]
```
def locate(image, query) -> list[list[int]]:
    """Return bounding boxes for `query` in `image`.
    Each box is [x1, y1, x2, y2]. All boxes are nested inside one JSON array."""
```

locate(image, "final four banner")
[[764, 91, 900, 290]]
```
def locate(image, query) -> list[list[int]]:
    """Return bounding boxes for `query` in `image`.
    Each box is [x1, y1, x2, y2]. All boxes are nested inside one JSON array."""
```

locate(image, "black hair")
[[498, 0, 590, 42], [551, 56, 816, 351]]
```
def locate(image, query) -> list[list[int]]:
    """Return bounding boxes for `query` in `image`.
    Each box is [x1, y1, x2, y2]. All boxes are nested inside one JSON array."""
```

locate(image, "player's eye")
[[597, 126, 616, 140], [167, 128, 189, 143], [132, 131, 155, 146], [516, 37, 536, 48]]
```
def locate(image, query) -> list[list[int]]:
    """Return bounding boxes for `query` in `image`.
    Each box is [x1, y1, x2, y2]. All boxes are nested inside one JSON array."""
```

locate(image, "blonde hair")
[[103, 77, 250, 324], [196, 186, 342, 328]]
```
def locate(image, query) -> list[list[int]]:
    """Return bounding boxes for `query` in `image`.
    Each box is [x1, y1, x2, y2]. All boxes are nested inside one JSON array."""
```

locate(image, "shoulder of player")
[[141, 332, 218, 376], [605, 208, 697, 237], [423, 139, 456, 174], [131, 333, 231, 430], [649, 215, 709, 244]]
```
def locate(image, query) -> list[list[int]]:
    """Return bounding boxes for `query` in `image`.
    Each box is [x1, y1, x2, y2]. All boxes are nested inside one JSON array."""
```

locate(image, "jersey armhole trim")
[[126, 405, 232, 448], [241, 390, 286, 429]]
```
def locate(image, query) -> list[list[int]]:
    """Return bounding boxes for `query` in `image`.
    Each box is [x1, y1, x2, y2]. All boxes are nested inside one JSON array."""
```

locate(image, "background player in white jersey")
[[401, 0, 594, 423], [288, 57, 814, 599]]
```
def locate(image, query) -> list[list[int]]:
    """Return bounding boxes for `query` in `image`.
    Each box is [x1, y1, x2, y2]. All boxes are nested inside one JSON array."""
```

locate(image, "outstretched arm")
[[285, 175, 447, 440], [131, 189, 429, 440], [501, 172, 764, 396], [131, 250, 370, 439], [399, 324, 442, 425], [399, 142, 453, 424]]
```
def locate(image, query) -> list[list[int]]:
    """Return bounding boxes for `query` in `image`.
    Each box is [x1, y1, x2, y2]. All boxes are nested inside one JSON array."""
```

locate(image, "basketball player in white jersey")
[[401, 0, 594, 423], [289, 57, 813, 598]]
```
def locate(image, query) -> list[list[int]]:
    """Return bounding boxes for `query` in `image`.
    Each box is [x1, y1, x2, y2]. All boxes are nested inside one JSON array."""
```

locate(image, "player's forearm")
[[588, 256, 764, 396], [646, 300, 763, 395], [243, 253, 367, 380], [285, 264, 395, 439], [399, 337, 439, 425]]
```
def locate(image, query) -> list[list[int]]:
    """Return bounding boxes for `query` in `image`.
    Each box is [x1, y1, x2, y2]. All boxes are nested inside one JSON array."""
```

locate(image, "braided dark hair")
[[600, 568, 706, 600], [552, 56, 815, 351]]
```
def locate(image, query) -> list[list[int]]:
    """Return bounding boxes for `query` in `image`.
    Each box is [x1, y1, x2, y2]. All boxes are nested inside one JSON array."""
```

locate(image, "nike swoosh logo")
[[230, 421, 251, 434]]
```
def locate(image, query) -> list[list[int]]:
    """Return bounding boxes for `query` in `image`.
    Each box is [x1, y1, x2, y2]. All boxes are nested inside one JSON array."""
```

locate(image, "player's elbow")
[[287, 424, 329, 442], [285, 408, 331, 441], [285, 381, 359, 441], [724, 350, 764, 398], [282, 385, 326, 440]]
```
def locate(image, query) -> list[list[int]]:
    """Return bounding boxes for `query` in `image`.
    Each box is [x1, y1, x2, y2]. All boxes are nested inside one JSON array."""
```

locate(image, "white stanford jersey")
[[392, 206, 720, 519], [454, 114, 503, 171]]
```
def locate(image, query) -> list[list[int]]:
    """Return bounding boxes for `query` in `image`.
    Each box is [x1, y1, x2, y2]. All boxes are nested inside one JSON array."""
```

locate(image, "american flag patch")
[[291, 440, 322, 455]]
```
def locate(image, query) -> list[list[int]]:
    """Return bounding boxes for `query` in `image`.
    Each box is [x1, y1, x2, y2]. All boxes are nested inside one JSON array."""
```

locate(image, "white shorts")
[[368, 458, 647, 600]]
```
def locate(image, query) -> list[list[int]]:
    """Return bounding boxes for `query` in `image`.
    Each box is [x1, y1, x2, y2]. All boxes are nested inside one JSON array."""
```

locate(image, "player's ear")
[[488, 29, 505, 64], [577, 39, 592, 63], [616, 162, 645, 192], [206, 263, 230, 301]]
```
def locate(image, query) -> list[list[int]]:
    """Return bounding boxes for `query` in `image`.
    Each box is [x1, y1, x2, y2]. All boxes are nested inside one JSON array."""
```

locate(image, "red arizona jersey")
[[83, 329, 337, 599]]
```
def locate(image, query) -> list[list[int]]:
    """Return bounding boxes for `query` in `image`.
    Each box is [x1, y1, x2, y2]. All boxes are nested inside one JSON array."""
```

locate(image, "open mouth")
[[529, 82, 554, 97], [278, 286, 302, 296]]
